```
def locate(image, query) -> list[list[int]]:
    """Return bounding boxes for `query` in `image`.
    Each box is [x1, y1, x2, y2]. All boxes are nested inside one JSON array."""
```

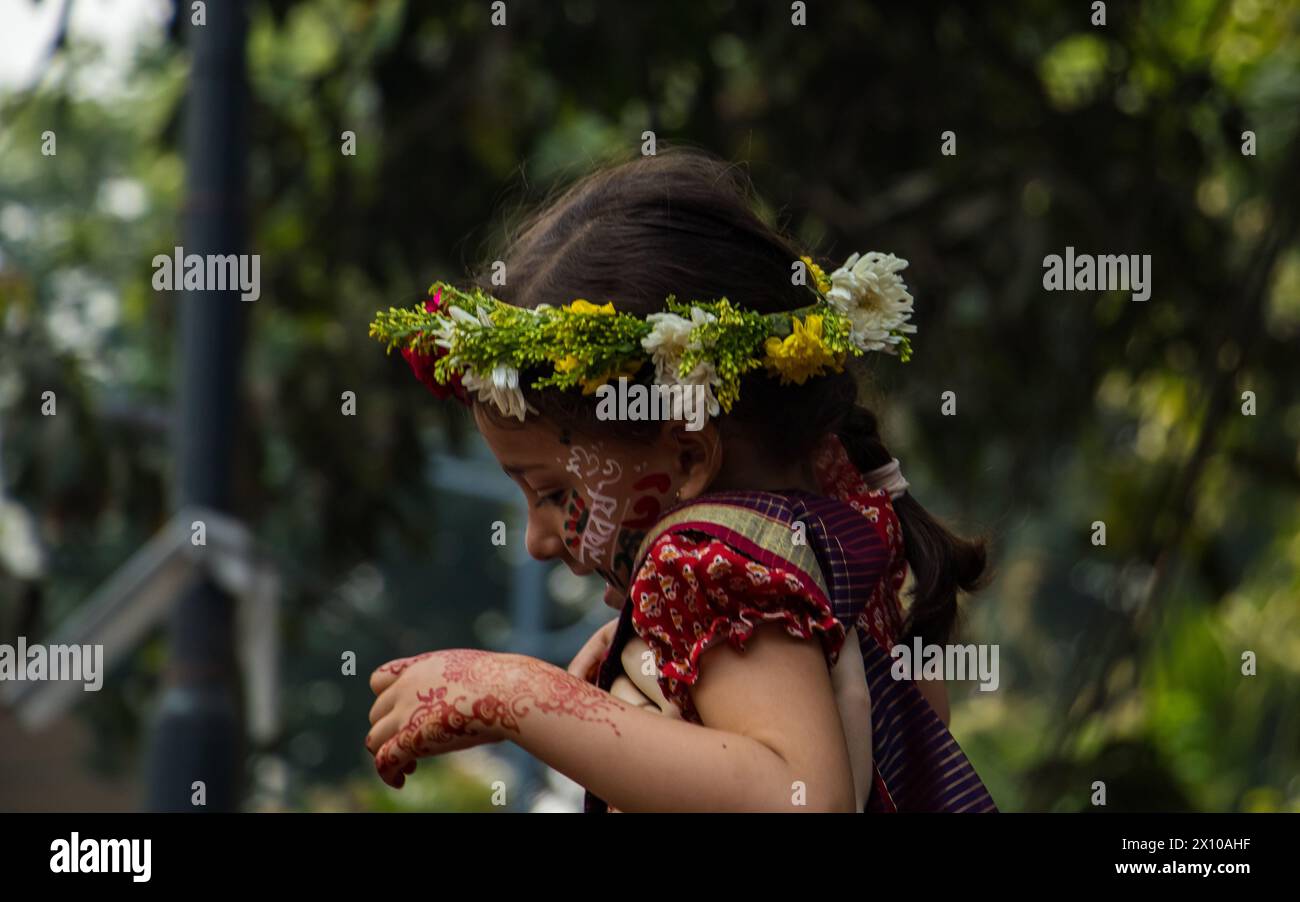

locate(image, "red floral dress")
[[628, 434, 908, 723]]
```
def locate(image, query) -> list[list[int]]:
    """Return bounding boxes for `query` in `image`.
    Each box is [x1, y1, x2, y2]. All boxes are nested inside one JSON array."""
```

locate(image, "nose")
[[524, 510, 566, 562]]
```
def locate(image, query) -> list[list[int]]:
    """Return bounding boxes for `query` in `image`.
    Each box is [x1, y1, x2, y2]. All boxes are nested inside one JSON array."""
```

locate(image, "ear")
[[661, 419, 722, 501]]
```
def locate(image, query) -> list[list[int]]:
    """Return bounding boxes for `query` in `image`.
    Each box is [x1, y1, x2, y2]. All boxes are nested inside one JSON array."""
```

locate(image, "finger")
[[369, 652, 435, 694], [566, 618, 620, 679], [381, 762, 405, 789], [375, 734, 415, 787], [629, 666, 678, 715], [376, 755, 404, 789], [375, 740, 402, 787], [566, 645, 603, 680], [368, 686, 398, 724], [644, 683, 681, 716], [365, 710, 403, 756], [576, 627, 611, 664], [370, 666, 400, 695], [620, 638, 680, 715]]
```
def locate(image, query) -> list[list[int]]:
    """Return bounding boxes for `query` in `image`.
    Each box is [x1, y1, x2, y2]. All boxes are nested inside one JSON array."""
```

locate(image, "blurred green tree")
[[1, 0, 1296, 811]]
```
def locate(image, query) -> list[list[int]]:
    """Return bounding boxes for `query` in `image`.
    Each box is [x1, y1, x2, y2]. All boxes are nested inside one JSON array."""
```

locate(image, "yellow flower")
[[565, 299, 616, 315], [553, 354, 642, 394], [579, 358, 643, 394], [763, 314, 844, 385], [800, 256, 831, 295]]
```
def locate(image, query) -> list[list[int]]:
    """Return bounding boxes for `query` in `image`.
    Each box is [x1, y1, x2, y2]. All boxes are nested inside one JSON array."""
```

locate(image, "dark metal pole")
[[145, 0, 250, 812]]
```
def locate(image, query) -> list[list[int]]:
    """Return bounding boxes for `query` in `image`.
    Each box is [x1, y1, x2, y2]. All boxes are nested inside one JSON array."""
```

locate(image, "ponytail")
[[836, 406, 988, 646]]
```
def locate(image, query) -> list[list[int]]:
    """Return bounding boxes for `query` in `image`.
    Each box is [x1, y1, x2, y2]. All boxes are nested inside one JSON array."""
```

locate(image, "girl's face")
[[474, 406, 704, 607]]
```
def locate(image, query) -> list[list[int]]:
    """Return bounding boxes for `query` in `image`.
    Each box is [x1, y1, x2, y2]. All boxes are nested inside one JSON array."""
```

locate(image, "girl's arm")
[[917, 678, 951, 725], [369, 627, 857, 812], [530, 626, 855, 812], [829, 628, 873, 811], [623, 630, 869, 808]]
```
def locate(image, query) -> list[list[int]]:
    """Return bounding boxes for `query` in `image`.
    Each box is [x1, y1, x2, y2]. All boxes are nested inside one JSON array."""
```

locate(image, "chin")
[[565, 560, 595, 578], [602, 582, 626, 610]]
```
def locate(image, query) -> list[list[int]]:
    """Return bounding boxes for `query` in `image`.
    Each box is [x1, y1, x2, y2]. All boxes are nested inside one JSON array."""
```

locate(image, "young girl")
[[365, 148, 995, 812]]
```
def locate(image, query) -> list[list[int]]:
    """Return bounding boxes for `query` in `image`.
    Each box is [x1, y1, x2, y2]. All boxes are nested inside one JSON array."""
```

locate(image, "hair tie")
[[863, 458, 909, 500]]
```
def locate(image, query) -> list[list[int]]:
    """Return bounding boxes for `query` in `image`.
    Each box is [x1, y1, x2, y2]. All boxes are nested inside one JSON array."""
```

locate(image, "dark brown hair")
[[469, 145, 986, 644]]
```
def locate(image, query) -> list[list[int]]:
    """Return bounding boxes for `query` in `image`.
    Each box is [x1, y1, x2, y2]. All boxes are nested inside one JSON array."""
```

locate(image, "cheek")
[[622, 472, 673, 530], [607, 471, 676, 587], [559, 491, 588, 555]]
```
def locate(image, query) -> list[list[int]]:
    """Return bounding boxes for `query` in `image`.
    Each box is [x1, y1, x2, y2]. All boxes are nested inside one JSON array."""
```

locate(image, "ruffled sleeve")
[[628, 531, 847, 721]]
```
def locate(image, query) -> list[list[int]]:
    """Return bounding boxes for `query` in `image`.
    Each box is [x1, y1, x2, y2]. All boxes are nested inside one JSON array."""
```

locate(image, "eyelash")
[[534, 489, 567, 509]]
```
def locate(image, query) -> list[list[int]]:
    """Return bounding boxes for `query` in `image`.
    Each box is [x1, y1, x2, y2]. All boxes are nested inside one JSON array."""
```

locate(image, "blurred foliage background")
[[0, 0, 1298, 812]]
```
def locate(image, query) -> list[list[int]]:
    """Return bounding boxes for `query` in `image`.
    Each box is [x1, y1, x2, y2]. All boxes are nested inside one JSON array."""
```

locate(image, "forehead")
[[474, 406, 570, 467]]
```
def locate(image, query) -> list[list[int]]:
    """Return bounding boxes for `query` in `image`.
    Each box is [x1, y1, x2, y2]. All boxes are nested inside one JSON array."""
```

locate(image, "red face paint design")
[[561, 491, 589, 557], [623, 472, 673, 530], [551, 449, 676, 592], [596, 470, 673, 591]]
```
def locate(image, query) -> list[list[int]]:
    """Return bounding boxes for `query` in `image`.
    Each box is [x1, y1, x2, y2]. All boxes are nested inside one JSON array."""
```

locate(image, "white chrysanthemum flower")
[[448, 305, 494, 328], [448, 305, 477, 326], [641, 311, 691, 374], [823, 252, 916, 353], [434, 303, 493, 351], [641, 308, 716, 377], [641, 308, 722, 416], [462, 364, 533, 421], [429, 318, 456, 348], [676, 360, 722, 417]]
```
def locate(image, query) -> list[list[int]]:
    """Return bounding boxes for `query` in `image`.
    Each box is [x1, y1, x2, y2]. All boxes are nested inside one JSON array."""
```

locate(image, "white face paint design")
[[564, 443, 624, 567]]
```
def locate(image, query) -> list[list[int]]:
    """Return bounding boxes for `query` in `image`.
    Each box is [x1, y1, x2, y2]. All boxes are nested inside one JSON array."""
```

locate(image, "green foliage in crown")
[[368, 250, 917, 421]]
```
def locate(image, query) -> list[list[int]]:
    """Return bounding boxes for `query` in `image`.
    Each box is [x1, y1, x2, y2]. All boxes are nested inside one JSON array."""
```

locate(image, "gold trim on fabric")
[[634, 502, 829, 601]]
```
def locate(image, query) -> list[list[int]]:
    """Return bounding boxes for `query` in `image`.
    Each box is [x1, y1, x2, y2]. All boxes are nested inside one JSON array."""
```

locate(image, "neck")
[[709, 446, 820, 494]]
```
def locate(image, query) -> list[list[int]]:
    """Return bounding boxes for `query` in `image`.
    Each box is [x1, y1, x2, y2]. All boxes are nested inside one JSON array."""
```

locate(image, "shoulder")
[[628, 528, 847, 715]]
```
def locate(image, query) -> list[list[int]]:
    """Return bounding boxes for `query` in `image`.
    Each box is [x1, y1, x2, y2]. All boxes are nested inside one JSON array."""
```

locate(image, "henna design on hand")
[[377, 651, 438, 677], [375, 651, 624, 775]]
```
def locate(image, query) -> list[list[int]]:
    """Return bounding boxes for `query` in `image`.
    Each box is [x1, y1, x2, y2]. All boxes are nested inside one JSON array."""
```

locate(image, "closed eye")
[[534, 489, 567, 509]]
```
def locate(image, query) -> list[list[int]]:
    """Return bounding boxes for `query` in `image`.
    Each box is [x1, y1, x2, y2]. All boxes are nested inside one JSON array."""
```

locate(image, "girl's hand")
[[619, 636, 682, 718], [566, 617, 620, 683], [568, 617, 683, 717], [366, 649, 516, 788]]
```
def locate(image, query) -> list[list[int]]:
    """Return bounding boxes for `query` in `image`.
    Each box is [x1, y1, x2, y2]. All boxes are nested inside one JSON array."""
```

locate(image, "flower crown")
[[367, 251, 916, 422]]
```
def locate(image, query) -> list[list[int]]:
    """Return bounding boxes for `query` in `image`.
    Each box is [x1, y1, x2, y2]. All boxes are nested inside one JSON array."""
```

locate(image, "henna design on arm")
[[376, 651, 625, 774]]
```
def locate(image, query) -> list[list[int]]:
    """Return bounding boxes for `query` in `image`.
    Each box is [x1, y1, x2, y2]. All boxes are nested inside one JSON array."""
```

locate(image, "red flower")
[[401, 288, 469, 405]]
